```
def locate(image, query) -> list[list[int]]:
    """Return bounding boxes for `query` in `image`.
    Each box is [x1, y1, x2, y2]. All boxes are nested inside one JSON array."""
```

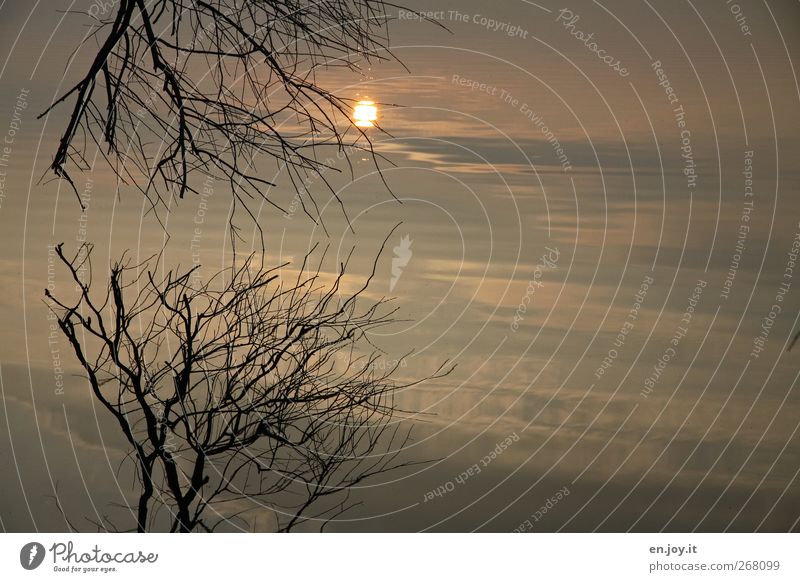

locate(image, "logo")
[[20, 542, 46, 570], [390, 234, 413, 292]]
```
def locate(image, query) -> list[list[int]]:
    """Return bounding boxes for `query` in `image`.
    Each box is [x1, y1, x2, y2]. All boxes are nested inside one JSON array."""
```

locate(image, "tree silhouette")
[[45, 242, 451, 532], [41, 0, 416, 237]]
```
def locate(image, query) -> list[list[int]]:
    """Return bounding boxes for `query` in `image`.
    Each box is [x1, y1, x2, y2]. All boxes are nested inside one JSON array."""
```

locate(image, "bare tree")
[[45, 242, 451, 532], [41, 0, 419, 237]]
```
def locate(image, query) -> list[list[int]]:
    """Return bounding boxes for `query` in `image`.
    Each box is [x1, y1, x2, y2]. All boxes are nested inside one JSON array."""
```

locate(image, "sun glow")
[[353, 100, 378, 128]]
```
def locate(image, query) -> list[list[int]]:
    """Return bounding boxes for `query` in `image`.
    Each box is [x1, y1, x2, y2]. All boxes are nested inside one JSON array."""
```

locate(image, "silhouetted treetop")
[[43, 0, 413, 236]]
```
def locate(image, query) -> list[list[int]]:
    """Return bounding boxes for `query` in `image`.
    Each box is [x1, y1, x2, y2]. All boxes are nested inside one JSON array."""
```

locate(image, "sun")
[[353, 100, 378, 128]]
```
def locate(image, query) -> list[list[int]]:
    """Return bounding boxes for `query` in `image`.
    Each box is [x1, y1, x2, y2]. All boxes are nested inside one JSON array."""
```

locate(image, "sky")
[[0, 0, 799, 532]]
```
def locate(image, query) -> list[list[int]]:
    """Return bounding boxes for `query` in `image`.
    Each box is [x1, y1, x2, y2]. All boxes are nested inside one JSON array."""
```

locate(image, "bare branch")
[[43, 0, 414, 241], [46, 242, 452, 532]]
